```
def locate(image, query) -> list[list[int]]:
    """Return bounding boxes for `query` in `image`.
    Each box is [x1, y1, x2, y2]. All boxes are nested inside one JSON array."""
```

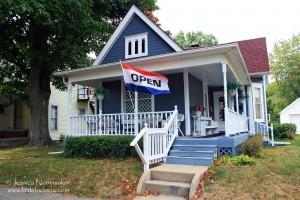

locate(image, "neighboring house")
[[280, 98, 300, 133], [56, 5, 273, 170], [0, 84, 93, 140]]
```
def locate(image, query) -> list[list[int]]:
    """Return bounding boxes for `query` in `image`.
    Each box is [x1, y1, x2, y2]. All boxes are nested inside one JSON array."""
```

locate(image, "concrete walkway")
[[134, 194, 185, 200], [0, 185, 93, 200]]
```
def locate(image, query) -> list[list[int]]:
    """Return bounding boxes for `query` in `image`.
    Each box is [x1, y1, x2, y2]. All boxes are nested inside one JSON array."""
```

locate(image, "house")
[[280, 98, 300, 133], [0, 84, 93, 142], [55, 5, 273, 170]]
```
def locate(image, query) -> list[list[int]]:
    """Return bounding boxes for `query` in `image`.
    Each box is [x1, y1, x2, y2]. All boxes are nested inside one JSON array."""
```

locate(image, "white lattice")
[[123, 89, 152, 113]]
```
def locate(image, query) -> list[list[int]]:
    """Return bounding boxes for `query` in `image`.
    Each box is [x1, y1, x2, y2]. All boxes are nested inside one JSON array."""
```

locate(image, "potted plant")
[[194, 104, 205, 117], [94, 86, 110, 101], [227, 80, 240, 96]]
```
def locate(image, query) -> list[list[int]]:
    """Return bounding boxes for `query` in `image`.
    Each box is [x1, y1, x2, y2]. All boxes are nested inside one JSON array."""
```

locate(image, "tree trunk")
[[28, 64, 53, 146]]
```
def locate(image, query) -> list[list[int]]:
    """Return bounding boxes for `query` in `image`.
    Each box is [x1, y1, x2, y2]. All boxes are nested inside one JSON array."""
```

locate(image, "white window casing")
[[252, 82, 264, 122], [125, 32, 148, 59], [49, 104, 58, 132]]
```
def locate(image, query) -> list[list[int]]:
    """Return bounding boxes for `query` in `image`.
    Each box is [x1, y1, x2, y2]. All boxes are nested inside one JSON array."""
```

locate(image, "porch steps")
[[165, 137, 217, 166], [136, 164, 208, 200]]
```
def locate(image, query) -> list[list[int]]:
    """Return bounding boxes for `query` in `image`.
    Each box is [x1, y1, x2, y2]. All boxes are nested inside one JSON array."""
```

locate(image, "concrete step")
[[171, 144, 217, 151], [151, 170, 194, 183], [169, 150, 215, 157], [144, 180, 190, 197], [166, 156, 213, 166], [173, 138, 219, 145]]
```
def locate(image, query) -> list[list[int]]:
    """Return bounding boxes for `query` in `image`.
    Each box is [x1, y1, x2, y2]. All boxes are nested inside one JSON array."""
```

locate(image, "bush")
[[64, 136, 139, 159], [273, 123, 296, 139], [241, 135, 263, 157], [220, 155, 256, 165]]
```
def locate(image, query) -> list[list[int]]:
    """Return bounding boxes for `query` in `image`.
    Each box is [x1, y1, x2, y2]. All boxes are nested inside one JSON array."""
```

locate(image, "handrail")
[[130, 106, 178, 171]]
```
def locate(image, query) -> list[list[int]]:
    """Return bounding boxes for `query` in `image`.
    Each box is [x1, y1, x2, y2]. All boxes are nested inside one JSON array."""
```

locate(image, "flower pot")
[[97, 94, 104, 101], [195, 111, 202, 117]]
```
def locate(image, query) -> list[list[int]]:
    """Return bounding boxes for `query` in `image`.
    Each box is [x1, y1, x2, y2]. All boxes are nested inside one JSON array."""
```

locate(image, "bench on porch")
[[192, 116, 218, 137]]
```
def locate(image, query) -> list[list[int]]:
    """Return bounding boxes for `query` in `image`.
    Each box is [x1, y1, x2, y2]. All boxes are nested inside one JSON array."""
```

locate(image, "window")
[[0, 104, 4, 113], [50, 105, 58, 131], [78, 108, 85, 116], [252, 83, 264, 121], [125, 33, 148, 59]]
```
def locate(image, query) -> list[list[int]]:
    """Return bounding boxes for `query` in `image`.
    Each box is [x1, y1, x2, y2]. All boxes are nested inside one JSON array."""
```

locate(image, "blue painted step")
[[169, 150, 215, 157], [166, 156, 213, 166], [173, 138, 219, 146], [172, 144, 217, 151]]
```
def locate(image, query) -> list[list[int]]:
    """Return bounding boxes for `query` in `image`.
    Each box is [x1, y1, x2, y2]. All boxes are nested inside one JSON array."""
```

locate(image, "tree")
[[267, 34, 300, 122], [0, 0, 158, 146], [173, 31, 218, 48]]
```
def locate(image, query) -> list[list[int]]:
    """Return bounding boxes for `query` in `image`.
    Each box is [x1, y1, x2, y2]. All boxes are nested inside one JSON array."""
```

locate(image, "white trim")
[[92, 5, 182, 65], [280, 98, 300, 114], [252, 82, 264, 122], [125, 32, 148, 59], [183, 71, 191, 135], [121, 81, 124, 113], [262, 74, 268, 125], [55, 43, 236, 77]]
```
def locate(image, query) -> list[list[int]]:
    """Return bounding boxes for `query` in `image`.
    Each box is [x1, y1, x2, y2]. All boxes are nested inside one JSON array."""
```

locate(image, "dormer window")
[[125, 33, 148, 59]]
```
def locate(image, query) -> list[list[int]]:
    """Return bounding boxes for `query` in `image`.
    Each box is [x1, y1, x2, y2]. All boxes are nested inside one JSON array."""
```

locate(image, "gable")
[[238, 38, 270, 74], [100, 14, 175, 64], [280, 98, 300, 115]]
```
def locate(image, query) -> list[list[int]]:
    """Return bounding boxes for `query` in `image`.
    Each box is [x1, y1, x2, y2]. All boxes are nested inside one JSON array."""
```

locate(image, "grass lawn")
[[0, 144, 142, 199], [204, 136, 300, 200]]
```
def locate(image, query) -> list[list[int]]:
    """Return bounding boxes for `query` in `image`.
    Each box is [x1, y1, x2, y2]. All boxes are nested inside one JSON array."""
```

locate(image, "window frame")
[[252, 83, 264, 122], [49, 103, 58, 132], [125, 32, 148, 59]]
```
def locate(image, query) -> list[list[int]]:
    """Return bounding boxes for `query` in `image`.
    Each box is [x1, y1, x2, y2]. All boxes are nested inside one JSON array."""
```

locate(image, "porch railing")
[[225, 109, 248, 136], [130, 106, 178, 171], [225, 108, 274, 146], [68, 111, 173, 136], [248, 118, 274, 146]]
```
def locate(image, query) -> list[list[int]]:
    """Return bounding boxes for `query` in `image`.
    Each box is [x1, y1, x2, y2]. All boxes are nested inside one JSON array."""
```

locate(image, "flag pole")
[[134, 91, 138, 135], [120, 60, 138, 135]]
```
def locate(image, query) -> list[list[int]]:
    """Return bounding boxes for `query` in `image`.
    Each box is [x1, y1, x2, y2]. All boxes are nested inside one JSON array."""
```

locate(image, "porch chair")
[[177, 114, 184, 136]]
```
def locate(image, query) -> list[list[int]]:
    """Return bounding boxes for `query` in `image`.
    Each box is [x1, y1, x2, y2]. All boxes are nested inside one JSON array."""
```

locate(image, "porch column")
[[67, 81, 73, 135], [183, 70, 191, 135], [222, 63, 229, 137], [263, 74, 268, 126], [242, 86, 247, 117], [248, 85, 254, 135], [134, 91, 139, 135], [235, 88, 239, 113]]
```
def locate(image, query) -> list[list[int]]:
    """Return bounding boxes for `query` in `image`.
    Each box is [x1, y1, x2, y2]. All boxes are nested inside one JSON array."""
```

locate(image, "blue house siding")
[[189, 75, 203, 130], [100, 14, 175, 64], [154, 73, 185, 133], [102, 80, 121, 114]]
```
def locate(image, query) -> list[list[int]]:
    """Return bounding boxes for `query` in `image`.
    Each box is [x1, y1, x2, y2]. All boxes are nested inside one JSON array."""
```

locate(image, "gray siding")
[[188, 75, 203, 130], [100, 14, 175, 64], [102, 80, 121, 114], [154, 73, 185, 134]]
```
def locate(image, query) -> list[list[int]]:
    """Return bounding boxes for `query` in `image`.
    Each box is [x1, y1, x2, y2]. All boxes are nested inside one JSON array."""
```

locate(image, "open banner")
[[120, 61, 170, 95]]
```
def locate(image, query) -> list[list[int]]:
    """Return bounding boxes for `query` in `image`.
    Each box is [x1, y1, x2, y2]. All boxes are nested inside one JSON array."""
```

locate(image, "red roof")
[[237, 38, 269, 74]]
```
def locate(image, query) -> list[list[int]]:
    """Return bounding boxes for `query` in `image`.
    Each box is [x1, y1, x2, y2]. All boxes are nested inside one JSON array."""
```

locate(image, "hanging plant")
[[94, 86, 110, 100], [227, 80, 240, 91]]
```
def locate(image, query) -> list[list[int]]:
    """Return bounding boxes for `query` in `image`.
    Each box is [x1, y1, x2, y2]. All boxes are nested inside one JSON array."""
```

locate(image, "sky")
[[155, 0, 300, 53]]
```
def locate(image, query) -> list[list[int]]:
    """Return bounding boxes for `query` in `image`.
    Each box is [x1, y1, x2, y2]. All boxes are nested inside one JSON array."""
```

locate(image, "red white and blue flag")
[[120, 61, 170, 95]]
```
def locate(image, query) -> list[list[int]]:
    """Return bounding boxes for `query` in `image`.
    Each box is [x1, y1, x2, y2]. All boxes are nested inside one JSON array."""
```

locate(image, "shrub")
[[273, 123, 296, 139], [220, 155, 256, 165], [64, 136, 139, 159], [241, 135, 263, 157]]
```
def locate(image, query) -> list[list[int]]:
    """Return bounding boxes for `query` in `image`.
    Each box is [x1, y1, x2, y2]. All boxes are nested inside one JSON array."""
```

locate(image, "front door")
[[213, 91, 225, 132]]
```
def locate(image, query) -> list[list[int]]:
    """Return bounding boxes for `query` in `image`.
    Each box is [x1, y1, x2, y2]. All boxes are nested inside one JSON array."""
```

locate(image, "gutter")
[[54, 43, 237, 77]]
